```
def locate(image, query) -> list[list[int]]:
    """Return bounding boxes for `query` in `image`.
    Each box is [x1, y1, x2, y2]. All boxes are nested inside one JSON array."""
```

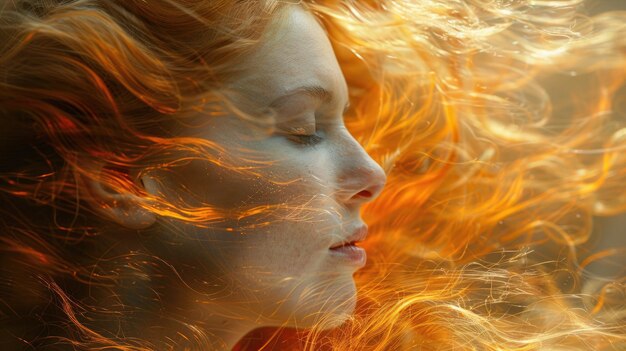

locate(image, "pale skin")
[[80, 4, 386, 350]]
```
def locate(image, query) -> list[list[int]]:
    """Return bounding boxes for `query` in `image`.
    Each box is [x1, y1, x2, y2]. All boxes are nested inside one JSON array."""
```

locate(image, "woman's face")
[[143, 5, 386, 329]]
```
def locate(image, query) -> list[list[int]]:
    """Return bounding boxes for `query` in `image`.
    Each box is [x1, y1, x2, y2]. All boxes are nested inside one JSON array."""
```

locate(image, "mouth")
[[329, 225, 368, 249], [329, 240, 359, 250], [329, 225, 368, 267]]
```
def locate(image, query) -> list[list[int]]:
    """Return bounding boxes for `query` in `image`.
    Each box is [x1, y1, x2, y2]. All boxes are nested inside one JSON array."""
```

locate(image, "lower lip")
[[329, 245, 366, 267]]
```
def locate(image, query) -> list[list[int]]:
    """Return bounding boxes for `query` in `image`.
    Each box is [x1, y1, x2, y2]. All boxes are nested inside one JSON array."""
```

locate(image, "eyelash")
[[288, 132, 324, 146]]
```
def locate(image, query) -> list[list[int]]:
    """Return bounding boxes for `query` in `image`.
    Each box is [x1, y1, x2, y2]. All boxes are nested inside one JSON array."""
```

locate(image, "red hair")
[[1, 0, 625, 349]]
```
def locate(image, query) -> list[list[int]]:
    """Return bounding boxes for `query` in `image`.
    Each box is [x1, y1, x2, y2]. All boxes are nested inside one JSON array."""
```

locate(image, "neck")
[[132, 314, 257, 350], [116, 263, 259, 350]]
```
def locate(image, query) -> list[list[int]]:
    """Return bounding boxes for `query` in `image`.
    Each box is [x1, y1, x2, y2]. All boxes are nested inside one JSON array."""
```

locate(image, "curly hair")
[[1, 0, 625, 350]]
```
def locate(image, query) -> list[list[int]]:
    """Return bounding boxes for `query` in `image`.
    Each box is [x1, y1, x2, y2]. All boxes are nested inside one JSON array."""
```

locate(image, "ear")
[[76, 162, 158, 230]]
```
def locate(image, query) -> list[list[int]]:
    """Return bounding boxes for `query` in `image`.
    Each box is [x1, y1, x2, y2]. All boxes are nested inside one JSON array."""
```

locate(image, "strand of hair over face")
[[0, 0, 625, 350], [238, 0, 626, 349]]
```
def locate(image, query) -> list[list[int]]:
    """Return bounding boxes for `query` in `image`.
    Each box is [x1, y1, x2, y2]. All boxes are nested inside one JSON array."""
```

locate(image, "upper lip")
[[329, 225, 368, 249]]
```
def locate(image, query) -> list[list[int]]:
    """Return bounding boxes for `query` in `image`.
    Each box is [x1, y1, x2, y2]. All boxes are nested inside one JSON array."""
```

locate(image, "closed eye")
[[287, 131, 324, 146]]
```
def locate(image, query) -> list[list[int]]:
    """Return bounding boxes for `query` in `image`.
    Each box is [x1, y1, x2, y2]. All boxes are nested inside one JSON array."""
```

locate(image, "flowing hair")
[[1, 0, 625, 350]]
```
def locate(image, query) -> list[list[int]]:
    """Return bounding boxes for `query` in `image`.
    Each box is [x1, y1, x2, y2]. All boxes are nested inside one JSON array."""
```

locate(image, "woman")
[[1, 0, 625, 350]]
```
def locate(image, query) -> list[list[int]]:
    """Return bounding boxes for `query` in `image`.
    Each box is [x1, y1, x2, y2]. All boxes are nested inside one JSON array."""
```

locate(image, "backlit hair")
[[1, 0, 625, 349]]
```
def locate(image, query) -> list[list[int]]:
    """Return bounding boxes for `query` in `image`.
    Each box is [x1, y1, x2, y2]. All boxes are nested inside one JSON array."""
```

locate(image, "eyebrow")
[[269, 85, 350, 113]]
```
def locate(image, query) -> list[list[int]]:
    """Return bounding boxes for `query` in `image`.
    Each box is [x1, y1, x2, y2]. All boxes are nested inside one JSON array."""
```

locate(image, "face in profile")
[[108, 4, 386, 331]]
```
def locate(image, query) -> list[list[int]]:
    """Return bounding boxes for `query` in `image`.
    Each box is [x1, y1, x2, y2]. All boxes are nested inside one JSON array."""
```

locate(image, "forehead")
[[228, 5, 348, 105]]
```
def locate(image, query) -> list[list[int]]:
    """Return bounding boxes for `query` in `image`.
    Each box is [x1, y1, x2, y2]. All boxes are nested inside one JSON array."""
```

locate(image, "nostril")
[[356, 190, 372, 198]]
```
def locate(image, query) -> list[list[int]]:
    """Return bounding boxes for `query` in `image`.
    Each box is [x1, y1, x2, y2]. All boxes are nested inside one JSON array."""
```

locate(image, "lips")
[[329, 225, 368, 249], [329, 225, 368, 267]]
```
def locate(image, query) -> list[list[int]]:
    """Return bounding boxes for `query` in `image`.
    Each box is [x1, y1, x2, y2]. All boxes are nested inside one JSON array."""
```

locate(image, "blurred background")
[[581, 0, 625, 284]]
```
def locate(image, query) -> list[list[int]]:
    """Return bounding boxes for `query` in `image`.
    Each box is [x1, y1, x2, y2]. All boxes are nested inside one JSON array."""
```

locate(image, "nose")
[[337, 136, 387, 206]]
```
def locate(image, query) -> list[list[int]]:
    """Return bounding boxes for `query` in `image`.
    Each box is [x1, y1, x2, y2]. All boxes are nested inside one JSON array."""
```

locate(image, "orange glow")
[[0, 0, 625, 350]]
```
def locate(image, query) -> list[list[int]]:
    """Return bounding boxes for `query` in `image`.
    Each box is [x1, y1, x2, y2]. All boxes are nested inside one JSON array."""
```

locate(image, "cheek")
[[160, 143, 337, 220], [145, 141, 358, 326], [150, 148, 342, 269], [239, 214, 341, 271]]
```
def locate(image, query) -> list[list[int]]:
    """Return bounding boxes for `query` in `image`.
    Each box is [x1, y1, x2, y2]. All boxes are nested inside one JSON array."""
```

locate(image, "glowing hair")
[[0, 0, 624, 350]]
